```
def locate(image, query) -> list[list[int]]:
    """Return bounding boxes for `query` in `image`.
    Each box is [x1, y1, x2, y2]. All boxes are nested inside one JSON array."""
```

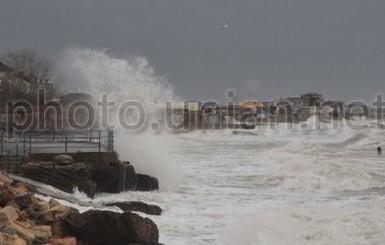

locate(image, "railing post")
[[7, 151, 10, 173], [108, 130, 114, 151], [64, 131, 68, 153], [23, 134, 26, 156], [98, 131, 101, 152], [29, 134, 32, 153], [15, 144, 19, 166], [0, 130, 3, 156], [111, 131, 114, 150], [52, 129, 56, 141]]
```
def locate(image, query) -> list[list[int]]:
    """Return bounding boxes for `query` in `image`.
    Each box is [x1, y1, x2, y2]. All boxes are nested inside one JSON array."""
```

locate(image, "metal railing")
[[1, 148, 23, 173], [0, 129, 23, 173], [1, 129, 114, 159], [0, 129, 114, 173]]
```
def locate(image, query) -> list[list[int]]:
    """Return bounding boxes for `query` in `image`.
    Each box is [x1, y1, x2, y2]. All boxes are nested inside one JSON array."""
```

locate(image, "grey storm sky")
[[1, 0, 385, 103]]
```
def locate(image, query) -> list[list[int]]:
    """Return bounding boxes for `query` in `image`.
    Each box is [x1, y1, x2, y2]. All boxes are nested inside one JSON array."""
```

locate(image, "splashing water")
[[59, 48, 174, 109], [58, 48, 182, 190]]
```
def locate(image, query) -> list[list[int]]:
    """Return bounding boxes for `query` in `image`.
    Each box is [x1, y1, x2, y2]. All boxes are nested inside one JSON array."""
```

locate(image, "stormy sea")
[[91, 118, 385, 245], [53, 48, 385, 245]]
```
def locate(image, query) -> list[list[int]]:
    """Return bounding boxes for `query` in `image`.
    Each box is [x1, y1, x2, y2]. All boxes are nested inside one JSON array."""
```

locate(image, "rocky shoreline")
[[18, 153, 159, 198], [0, 172, 162, 245]]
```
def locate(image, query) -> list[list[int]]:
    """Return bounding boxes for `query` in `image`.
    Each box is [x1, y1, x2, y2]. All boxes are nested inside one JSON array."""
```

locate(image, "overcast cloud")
[[1, 0, 385, 103]]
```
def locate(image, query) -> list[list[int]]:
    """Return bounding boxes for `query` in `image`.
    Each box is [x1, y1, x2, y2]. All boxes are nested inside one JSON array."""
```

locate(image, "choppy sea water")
[[94, 119, 385, 245], [53, 49, 385, 244]]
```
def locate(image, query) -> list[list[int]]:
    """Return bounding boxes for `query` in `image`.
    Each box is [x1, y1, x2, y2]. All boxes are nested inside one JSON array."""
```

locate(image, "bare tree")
[[0, 49, 58, 102]]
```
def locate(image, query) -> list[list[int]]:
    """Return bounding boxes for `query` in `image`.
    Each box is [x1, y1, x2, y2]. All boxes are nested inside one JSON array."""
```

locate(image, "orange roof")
[[240, 102, 264, 109]]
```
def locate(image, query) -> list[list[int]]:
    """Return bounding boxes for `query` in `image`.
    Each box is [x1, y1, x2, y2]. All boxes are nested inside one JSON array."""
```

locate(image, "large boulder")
[[136, 174, 159, 191], [53, 155, 74, 166], [0, 206, 19, 228], [6, 221, 36, 244], [0, 188, 16, 206], [25, 200, 71, 226], [30, 225, 52, 244], [12, 183, 30, 196], [65, 210, 159, 245], [0, 233, 27, 245], [5, 221, 52, 244]]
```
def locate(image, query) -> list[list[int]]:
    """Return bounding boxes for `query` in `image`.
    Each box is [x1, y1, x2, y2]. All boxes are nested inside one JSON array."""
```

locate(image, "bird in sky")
[[221, 22, 230, 31]]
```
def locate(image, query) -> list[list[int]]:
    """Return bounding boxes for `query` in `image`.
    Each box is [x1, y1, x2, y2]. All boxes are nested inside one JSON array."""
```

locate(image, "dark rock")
[[20, 165, 74, 193], [123, 163, 137, 191], [50, 219, 76, 239], [49, 216, 76, 239], [18, 153, 159, 196], [106, 201, 162, 216], [37, 211, 55, 223], [232, 130, 258, 136], [23, 207, 39, 220], [91, 166, 121, 193], [14, 193, 36, 210], [20, 164, 96, 198], [136, 174, 159, 191], [0, 188, 16, 206], [75, 180, 96, 198], [65, 210, 159, 245]]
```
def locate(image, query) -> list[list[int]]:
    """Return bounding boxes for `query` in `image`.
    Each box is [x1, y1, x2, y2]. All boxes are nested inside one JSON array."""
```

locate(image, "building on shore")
[[184, 101, 202, 130], [202, 101, 223, 129], [276, 92, 344, 123], [170, 93, 345, 131]]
